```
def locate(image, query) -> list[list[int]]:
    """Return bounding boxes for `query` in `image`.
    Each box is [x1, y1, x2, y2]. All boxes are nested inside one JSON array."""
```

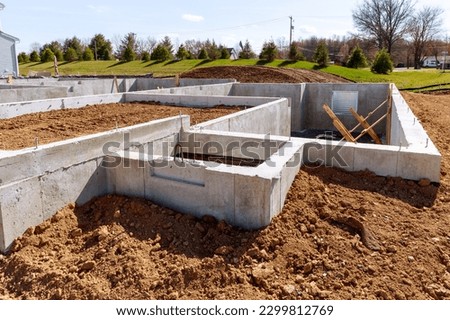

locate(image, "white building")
[[0, 3, 19, 77]]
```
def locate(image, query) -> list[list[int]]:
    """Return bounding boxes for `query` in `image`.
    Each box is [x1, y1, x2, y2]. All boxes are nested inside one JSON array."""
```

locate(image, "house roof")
[[0, 31, 19, 42]]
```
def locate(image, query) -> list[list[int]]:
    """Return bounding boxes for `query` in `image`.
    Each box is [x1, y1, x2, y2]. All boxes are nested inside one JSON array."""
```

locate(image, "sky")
[[1, 0, 449, 54]]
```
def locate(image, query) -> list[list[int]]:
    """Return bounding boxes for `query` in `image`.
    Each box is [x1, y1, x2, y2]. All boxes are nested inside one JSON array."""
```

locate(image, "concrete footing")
[[0, 78, 441, 252]]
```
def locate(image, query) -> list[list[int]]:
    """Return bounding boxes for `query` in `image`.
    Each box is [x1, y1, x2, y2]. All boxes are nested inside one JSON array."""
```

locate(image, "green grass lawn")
[[19, 59, 450, 91]]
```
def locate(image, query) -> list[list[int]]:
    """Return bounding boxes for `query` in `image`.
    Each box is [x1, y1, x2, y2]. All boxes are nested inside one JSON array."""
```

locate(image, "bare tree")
[[408, 6, 443, 69], [145, 37, 157, 55], [352, 0, 414, 53]]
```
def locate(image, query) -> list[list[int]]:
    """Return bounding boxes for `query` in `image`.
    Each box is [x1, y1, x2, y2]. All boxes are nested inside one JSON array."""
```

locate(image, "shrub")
[[198, 48, 209, 60], [220, 47, 230, 59], [40, 48, 55, 63], [347, 45, 367, 69], [18, 52, 30, 63], [371, 49, 394, 74], [313, 42, 329, 68], [64, 47, 78, 62], [150, 44, 171, 61], [30, 51, 40, 62], [259, 40, 278, 62], [288, 42, 304, 61], [141, 51, 151, 62], [122, 46, 136, 62], [83, 47, 95, 61], [175, 45, 189, 60]]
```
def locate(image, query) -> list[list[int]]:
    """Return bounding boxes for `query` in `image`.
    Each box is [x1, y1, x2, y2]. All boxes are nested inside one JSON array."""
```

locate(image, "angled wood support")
[[322, 104, 356, 142], [349, 108, 382, 144]]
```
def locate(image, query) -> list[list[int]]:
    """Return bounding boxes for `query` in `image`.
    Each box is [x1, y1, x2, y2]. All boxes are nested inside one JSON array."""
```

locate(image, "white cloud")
[[87, 5, 110, 14], [297, 25, 318, 35], [182, 14, 204, 23]]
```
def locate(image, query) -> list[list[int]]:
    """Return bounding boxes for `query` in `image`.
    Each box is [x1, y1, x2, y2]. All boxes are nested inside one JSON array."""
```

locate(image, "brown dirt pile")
[[181, 66, 351, 83]]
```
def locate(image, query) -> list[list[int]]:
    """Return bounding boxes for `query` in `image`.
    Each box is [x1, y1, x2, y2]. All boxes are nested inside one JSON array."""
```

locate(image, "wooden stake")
[[349, 108, 382, 144], [322, 104, 356, 142], [386, 84, 393, 145]]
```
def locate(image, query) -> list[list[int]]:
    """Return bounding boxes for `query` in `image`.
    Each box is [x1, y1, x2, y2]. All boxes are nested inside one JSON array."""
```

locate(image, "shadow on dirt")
[[73, 195, 261, 261], [302, 164, 439, 208]]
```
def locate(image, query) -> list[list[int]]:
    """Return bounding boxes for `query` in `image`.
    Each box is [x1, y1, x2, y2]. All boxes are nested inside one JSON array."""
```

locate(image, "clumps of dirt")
[[181, 66, 351, 83], [0, 103, 244, 150], [0, 162, 448, 300]]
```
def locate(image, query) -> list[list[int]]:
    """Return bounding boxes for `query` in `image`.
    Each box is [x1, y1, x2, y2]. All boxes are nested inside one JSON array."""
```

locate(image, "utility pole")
[[289, 16, 294, 48]]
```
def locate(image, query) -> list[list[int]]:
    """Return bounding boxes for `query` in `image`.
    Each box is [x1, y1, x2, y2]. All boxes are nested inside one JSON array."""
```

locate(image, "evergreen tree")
[[64, 47, 78, 62], [18, 52, 30, 63], [198, 48, 209, 60], [238, 40, 256, 59], [288, 41, 304, 61], [89, 34, 113, 60], [313, 42, 330, 68], [83, 47, 95, 61], [40, 48, 55, 63], [346, 45, 368, 68], [259, 40, 278, 62], [220, 46, 231, 59], [371, 48, 394, 74], [30, 50, 40, 62], [119, 33, 137, 61], [151, 44, 171, 61], [175, 45, 189, 60]]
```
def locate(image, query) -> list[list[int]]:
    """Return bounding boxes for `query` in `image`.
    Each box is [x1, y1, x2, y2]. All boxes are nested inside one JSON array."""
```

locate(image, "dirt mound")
[[181, 66, 351, 83]]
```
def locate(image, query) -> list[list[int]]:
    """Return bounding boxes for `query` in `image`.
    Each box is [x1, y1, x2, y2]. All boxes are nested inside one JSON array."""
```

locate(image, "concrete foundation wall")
[[0, 158, 108, 252], [230, 83, 305, 132], [198, 98, 290, 136], [180, 130, 289, 160], [0, 78, 236, 103], [0, 86, 69, 103], [124, 92, 277, 108], [107, 138, 303, 230], [135, 78, 235, 91], [303, 83, 390, 134], [302, 138, 441, 182], [0, 93, 124, 119], [0, 116, 188, 252]]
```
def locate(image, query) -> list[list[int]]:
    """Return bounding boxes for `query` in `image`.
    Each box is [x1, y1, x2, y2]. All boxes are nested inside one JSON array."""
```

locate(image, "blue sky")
[[1, 0, 449, 54]]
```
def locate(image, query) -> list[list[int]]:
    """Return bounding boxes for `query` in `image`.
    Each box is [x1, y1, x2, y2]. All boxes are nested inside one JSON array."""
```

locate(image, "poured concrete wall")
[[0, 116, 188, 252], [303, 83, 390, 134], [0, 93, 124, 119], [0, 86, 69, 103], [198, 98, 290, 136], [230, 83, 305, 132], [107, 137, 303, 229], [0, 78, 236, 103], [302, 138, 441, 182]]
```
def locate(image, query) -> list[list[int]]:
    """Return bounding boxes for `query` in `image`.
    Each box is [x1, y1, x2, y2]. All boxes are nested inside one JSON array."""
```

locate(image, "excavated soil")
[[181, 66, 351, 83], [0, 103, 244, 150], [0, 69, 449, 300]]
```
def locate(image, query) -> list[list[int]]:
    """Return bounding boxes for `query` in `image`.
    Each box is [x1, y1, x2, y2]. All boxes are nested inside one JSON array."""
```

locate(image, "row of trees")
[[17, 0, 447, 73]]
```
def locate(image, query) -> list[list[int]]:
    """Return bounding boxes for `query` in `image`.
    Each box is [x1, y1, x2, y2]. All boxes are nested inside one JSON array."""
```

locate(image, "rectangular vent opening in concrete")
[[332, 91, 358, 115], [177, 152, 265, 167]]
